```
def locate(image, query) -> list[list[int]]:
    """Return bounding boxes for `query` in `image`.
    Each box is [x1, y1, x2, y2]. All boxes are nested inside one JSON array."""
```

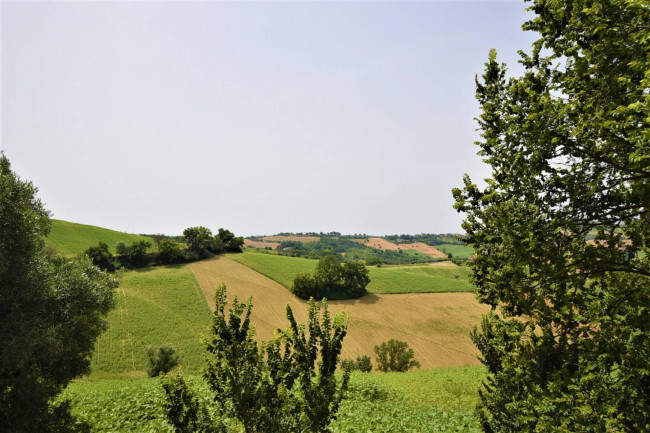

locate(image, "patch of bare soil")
[[261, 235, 321, 243], [244, 239, 280, 249], [189, 256, 489, 369], [400, 242, 448, 258]]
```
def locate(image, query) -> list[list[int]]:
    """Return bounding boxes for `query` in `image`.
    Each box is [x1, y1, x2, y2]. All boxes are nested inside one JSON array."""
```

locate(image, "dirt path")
[[189, 256, 488, 369]]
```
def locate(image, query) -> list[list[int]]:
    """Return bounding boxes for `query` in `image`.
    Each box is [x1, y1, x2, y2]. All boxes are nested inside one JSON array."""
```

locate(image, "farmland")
[[189, 256, 487, 368], [90, 265, 212, 376], [434, 243, 475, 260], [46, 219, 155, 256], [228, 251, 475, 294], [39, 220, 486, 429]]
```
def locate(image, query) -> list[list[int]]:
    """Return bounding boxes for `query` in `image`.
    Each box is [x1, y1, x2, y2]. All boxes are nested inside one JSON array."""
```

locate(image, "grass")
[[62, 366, 485, 433], [434, 244, 475, 260], [228, 251, 317, 288], [46, 219, 155, 256], [368, 264, 474, 294], [90, 265, 213, 376], [228, 252, 475, 294]]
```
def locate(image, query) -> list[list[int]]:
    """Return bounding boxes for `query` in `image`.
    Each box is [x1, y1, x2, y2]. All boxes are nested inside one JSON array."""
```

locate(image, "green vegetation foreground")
[[63, 367, 485, 432]]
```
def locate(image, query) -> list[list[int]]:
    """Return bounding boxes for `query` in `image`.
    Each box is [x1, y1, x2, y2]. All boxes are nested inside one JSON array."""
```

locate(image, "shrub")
[[84, 242, 115, 271], [147, 344, 182, 377], [342, 355, 373, 373], [115, 241, 127, 256], [374, 339, 420, 372]]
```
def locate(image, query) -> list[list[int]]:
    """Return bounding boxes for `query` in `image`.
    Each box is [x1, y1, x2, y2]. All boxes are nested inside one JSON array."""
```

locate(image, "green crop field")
[[228, 251, 318, 287], [46, 219, 155, 256], [368, 264, 474, 293], [228, 251, 474, 294], [90, 265, 212, 376], [62, 366, 485, 432], [434, 244, 475, 260]]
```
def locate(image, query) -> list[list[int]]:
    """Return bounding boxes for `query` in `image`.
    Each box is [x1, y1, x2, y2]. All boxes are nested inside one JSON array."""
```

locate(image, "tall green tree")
[[0, 155, 117, 432], [453, 1, 649, 431], [163, 285, 349, 433]]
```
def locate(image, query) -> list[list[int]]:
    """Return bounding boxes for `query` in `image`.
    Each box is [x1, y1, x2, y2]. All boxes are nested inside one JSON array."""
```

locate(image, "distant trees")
[[161, 285, 349, 433], [183, 226, 215, 259], [292, 256, 370, 300], [183, 226, 244, 259], [374, 339, 420, 372], [158, 238, 182, 264], [125, 240, 152, 268], [0, 155, 117, 432], [84, 241, 115, 271]]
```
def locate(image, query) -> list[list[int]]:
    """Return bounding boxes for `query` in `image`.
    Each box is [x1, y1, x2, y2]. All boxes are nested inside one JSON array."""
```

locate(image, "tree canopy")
[[453, 1, 649, 431], [292, 256, 369, 300], [0, 155, 117, 432]]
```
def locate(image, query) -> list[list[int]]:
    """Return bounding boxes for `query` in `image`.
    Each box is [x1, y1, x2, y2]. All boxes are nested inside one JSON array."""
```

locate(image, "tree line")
[[84, 226, 244, 271]]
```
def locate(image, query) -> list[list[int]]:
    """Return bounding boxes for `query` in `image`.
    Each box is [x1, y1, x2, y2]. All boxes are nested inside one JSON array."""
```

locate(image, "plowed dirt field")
[[356, 237, 448, 258], [189, 256, 488, 369]]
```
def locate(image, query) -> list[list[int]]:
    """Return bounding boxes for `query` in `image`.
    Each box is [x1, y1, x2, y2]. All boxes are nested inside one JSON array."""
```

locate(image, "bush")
[[84, 242, 114, 271], [374, 339, 420, 372], [147, 344, 182, 377], [342, 355, 373, 373], [115, 241, 127, 256]]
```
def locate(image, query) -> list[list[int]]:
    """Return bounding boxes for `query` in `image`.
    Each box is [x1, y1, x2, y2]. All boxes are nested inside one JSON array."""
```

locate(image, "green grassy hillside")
[[90, 265, 212, 377], [63, 366, 485, 432], [228, 252, 474, 294], [434, 243, 475, 260], [46, 219, 155, 256]]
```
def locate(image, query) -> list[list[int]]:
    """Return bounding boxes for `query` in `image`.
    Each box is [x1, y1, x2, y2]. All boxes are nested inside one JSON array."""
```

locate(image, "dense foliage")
[[272, 236, 438, 265], [147, 344, 182, 378], [374, 340, 421, 373], [292, 256, 370, 300], [453, 0, 650, 431], [341, 355, 373, 373], [0, 155, 117, 432], [162, 285, 350, 433]]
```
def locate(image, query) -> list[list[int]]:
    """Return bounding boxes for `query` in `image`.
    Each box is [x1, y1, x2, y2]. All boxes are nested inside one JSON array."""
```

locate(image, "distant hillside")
[[45, 219, 154, 256]]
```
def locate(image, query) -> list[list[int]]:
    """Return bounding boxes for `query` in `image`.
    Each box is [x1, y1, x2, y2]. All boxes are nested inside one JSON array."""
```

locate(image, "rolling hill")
[[45, 219, 155, 256]]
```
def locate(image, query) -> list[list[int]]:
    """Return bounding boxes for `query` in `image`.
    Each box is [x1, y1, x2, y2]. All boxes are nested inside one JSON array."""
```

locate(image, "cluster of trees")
[[161, 285, 349, 433], [183, 226, 244, 259], [454, 0, 650, 430], [384, 233, 465, 247], [268, 237, 435, 265], [1, 155, 117, 432], [84, 227, 244, 271], [292, 256, 370, 300]]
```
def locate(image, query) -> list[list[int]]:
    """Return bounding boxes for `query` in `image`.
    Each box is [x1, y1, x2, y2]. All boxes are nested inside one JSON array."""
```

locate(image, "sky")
[[1, 1, 537, 237]]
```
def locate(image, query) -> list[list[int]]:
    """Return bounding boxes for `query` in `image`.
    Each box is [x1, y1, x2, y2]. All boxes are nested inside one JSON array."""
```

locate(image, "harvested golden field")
[[261, 235, 321, 243], [189, 256, 488, 369], [356, 237, 447, 258], [244, 239, 280, 249], [401, 242, 448, 258], [363, 237, 401, 250]]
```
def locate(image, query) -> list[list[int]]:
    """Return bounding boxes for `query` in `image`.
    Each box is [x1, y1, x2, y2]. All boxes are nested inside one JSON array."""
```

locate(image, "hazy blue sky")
[[2, 1, 537, 237]]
